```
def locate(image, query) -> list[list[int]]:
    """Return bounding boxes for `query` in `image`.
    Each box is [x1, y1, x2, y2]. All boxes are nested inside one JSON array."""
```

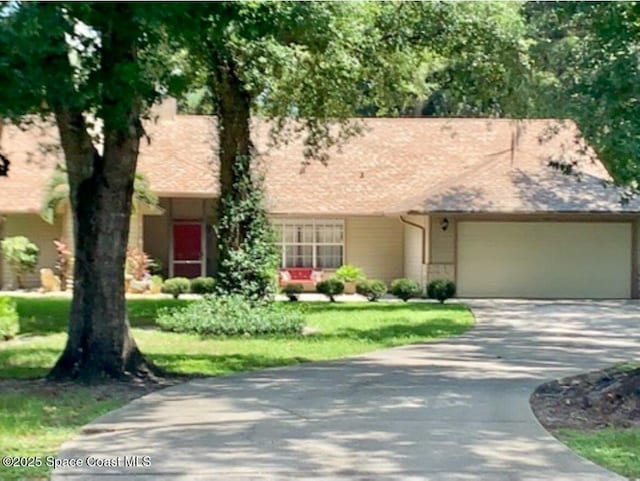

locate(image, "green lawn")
[[12, 297, 192, 335], [557, 428, 640, 479], [0, 298, 473, 481]]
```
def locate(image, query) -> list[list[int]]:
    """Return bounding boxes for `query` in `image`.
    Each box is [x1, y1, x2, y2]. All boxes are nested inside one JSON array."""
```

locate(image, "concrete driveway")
[[53, 300, 640, 481]]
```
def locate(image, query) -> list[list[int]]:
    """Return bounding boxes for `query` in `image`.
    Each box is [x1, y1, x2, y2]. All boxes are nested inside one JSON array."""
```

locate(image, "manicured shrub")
[[0, 236, 40, 288], [335, 264, 365, 283], [282, 283, 304, 302], [161, 277, 191, 299], [356, 279, 388, 302], [390, 278, 421, 302], [0, 297, 19, 340], [156, 295, 304, 336], [190, 276, 216, 295], [316, 278, 345, 302], [427, 279, 456, 304]]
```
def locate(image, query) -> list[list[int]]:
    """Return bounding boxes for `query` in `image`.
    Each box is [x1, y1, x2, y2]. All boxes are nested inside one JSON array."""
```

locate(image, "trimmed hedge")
[[282, 283, 304, 301], [356, 279, 387, 302], [156, 295, 304, 336], [162, 277, 191, 299], [316, 278, 345, 302], [390, 278, 421, 302], [427, 279, 456, 304], [190, 276, 216, 295]]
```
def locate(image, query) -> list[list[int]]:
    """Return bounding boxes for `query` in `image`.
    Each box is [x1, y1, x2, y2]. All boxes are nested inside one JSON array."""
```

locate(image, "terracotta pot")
[[344, 281, 356, 295]]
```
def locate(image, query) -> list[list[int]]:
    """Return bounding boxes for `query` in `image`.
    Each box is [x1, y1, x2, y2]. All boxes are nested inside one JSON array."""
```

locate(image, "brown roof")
[[0, 122, 63, 214], [1, 116, 638, 215]]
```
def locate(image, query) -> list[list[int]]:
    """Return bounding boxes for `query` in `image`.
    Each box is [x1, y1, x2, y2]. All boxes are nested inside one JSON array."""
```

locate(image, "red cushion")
[[282, 268, 314, 281]]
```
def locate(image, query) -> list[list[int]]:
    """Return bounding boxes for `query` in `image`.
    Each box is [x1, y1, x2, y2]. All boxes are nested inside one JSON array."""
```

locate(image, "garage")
[[456, 221, 632, 299]]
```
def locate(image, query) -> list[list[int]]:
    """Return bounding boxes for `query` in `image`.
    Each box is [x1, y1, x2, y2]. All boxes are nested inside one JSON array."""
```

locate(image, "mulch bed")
[[530, 365, 640, 431]]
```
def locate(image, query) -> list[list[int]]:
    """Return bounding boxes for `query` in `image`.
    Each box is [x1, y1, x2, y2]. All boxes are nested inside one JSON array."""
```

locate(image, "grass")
[[0, 297, 473, 480], [557, 428, 640, 479], [0, 385, 128, 481], [13, 297, 191, 335]]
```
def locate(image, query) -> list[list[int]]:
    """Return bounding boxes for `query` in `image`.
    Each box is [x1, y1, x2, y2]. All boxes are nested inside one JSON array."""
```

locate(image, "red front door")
[[172, 223, 203, 278]]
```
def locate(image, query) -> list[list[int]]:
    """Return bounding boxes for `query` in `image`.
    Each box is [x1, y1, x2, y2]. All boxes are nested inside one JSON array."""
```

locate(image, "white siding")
[[345, 216, 404, 283], [1, 214, 63, 289]]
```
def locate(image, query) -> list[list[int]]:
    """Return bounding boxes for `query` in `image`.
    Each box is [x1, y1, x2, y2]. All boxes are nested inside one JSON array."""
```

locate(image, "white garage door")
[[457, 222, 631, 298]]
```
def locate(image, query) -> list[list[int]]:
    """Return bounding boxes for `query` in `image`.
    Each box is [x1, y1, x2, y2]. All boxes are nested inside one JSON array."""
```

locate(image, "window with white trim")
[[273, 219, 344, 269]]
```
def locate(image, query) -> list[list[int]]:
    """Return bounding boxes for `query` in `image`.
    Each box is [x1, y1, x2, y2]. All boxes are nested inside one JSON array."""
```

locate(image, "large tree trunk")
[[48, 6, 157, 381], [215, 56, 252, 253], [49, 112, 154, 381]]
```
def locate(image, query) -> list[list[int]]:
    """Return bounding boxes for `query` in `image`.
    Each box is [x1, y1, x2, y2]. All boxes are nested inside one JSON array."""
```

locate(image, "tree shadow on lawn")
[[313, 318, 472, 346], [0, 346, 61, 379], [299, 301, 468, 315], [0, 345, 313, 380], [14, 298, 191, 335], [146, 353, 312, 377]]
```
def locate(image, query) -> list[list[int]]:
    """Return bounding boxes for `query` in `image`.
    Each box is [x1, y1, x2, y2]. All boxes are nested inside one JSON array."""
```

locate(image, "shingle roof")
[[0, 122, 63, 214], [1, 116, 638, 215]]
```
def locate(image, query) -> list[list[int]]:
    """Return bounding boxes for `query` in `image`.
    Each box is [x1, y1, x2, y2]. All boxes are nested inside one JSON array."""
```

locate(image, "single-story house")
[[2, 101, 640, 298]]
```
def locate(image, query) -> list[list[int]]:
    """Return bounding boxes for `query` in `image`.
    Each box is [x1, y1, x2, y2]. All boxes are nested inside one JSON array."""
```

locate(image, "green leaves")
[[526, 2, 640, 185]]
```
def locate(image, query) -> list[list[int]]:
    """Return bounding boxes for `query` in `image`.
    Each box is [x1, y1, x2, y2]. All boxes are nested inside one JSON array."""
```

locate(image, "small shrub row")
[[313, 277, 455, 303], [161, 276, 216, 298], [0, 296, 19, 340], [391, 278, 456, 303], [157, 295, 304, 336]]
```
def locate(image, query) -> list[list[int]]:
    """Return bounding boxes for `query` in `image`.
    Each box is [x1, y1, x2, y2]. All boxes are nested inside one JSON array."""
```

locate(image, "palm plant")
[[40, 164, 158, 224]]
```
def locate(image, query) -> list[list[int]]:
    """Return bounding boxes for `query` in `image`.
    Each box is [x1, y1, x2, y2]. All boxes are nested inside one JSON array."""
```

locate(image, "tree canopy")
[[2, 1, 638, 379], [525, 1, 640, 185]]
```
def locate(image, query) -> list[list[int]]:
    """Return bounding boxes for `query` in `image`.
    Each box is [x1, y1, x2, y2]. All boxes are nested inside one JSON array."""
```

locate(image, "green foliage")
[[390, 278, 421, 302], [427, 279, 456, 304], [525, 2, 640, 187], [150, 275, 163, 288], [148, 258, 163, 276], [0, 237, 40, 289], [0, 297, 19, 340], [161, 277, 191, 299], [356, 279, 388, 302], [215, 158, 279, 301], [316, 278, 345, 302], [190, 276, 216, 295], [40, 167, 159, 225], [335, 264, 365, 283], [282, 283, 304, 302], [156, 295, 304, 336]]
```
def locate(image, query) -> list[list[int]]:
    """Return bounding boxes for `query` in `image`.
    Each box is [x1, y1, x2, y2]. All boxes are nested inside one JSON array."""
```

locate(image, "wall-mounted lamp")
[[440, 217, 449, 231]]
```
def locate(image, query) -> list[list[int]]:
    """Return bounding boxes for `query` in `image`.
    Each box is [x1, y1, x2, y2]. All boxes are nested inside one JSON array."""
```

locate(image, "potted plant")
[[335, 264, 365, 294]]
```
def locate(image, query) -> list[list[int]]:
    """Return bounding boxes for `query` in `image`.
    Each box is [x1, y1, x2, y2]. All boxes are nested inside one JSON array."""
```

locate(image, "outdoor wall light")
[[440, 217, 449, 231]]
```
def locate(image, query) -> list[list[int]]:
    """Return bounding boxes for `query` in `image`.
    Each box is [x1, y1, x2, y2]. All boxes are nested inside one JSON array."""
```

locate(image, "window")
[[273, 219, 344, 269]]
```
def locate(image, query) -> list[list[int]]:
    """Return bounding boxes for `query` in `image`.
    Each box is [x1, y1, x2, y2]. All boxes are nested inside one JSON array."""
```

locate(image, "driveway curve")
[[53, 300, 640, 481]]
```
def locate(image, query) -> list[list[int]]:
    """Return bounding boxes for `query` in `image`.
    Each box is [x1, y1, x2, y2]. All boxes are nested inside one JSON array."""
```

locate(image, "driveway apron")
[[52, 300, 640, 480]]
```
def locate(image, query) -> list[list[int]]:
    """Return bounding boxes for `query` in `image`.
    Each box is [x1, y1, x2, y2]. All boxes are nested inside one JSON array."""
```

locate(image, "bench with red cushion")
[[278, 268, 323, 288]]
